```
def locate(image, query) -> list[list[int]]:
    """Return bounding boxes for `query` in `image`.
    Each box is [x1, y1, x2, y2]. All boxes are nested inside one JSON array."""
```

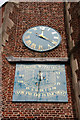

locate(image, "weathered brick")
[[1, 2, 78, 120]]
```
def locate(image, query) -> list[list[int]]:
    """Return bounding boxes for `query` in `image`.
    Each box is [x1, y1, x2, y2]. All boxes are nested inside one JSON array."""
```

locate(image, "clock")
[[22, 26, 61, 52], [13, 64, 68, 102]]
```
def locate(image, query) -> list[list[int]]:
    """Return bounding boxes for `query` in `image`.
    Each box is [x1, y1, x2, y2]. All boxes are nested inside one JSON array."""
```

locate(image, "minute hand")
[[36, 33, 57, 45], [41, 35, 57, 45]]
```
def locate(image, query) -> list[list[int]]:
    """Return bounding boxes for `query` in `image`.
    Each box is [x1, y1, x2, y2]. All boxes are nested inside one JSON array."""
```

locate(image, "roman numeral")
[[52, 32, 57, 34], [38, 45, 43, 50], [40, 26, 45, 30], [52, 41, 57, 45], [48, 44, 52, 48], [27, 31, 32, 34], [24, 35, 30, 39], [47, 28, 51, 31], [25, 40, 31, 46], [32, 28, 37, 30], [31, 43, 36, 49], [54, 36, 58, 39]]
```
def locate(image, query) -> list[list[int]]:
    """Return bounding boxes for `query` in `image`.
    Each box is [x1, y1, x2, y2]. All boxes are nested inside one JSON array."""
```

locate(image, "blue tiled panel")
[[13, 64, 68, 102]]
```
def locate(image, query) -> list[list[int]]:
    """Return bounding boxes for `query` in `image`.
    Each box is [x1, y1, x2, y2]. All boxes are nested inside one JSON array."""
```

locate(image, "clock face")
[[22, 26, 61, 52], [13, 64, 68, 102]]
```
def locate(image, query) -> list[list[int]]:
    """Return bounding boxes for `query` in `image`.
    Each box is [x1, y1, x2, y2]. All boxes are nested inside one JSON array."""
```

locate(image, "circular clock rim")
[[22, 25, 61, 52]]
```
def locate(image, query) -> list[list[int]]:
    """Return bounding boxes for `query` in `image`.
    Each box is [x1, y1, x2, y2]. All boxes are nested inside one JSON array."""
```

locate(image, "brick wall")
[[3, 2, 68, 58], [2, 59, 77, 119], [0, 4, 6, 120], [2, 2, 77, 120]]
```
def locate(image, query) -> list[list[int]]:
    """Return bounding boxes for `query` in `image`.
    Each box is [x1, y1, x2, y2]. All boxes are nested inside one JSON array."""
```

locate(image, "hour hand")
[[36, 33, 43, 38], [36, 33, 48, 40]]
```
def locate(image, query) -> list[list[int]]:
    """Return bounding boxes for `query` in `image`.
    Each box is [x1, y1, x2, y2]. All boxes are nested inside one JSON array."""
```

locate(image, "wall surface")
[[2, 2, 78, 120], [0, 3, 6, 120]]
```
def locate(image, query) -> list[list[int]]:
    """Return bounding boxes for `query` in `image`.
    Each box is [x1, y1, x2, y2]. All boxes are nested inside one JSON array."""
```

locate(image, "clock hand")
[[40, 30, 44, 36], [36, 29, 44, 37], [41, 36, 56, 45], [36, 33, 49, 40], [36, 33, 56, 45], [40, 36, 57, 44], [36, 33, 43, 38], [43, 38, 57, 45]]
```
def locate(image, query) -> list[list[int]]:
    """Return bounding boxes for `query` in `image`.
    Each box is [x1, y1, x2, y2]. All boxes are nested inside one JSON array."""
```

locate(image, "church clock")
[[22, 26, 61, 52]]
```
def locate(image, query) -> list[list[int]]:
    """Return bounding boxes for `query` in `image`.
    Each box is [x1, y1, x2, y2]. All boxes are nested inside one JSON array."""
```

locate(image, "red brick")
[[1, 2, 77, 120]]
